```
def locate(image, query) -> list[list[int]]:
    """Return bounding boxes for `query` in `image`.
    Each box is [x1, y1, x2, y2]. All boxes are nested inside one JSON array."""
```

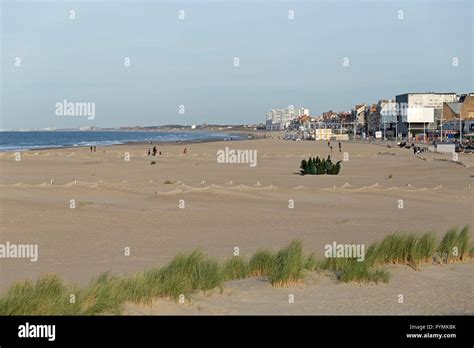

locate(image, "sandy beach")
[[1, 136, 473, 314]]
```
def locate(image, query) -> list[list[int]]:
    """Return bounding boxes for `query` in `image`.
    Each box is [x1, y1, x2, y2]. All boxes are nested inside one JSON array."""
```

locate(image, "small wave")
[[0, 131, 243, 152], [0, 144, 64, 152]]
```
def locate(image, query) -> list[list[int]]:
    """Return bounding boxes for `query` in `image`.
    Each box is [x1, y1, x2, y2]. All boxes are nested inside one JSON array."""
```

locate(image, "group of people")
[[147, 147, 187, 156], [89, 146, 96, 153], [148, 146, 161, 156], [327, 141, 342, 153]]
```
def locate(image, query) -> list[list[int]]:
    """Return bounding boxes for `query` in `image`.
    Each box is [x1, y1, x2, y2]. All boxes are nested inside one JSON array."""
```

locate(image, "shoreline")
[[0, 130, 259, 153]]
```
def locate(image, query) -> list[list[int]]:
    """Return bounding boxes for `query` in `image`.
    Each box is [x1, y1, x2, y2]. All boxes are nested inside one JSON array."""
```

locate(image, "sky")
[[1, 0, 472, 129]]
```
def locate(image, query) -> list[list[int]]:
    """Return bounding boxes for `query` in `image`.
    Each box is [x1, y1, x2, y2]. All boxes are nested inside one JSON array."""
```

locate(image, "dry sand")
[[0, 137, 473, 314], [125, 263, 474, 315]]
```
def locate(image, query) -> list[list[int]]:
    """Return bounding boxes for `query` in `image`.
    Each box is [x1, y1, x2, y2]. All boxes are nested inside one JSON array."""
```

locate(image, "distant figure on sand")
[[93, 146, 96, 153], [327, 141, 330, 148], [152, 146, 157, 156], [330, 145, 333, 153], [147, 149, 151, 156], [339, 142, 342, 152], [90, 146, 93, 152], [183, 148, 187, 154]]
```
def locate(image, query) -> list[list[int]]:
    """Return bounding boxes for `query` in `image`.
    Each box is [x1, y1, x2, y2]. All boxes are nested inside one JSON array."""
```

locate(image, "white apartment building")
[[266, 106, 310, 130], [396, 93, 458, 137]]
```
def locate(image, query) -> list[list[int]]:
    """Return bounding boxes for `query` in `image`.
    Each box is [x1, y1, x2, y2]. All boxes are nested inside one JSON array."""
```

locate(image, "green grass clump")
[[77, 273, 124, 315], [365, 232, 437, 269], [0, 274, 76, 315], [267, 241, 305, 286], [416, 232, 437, 264], [437, 226, 470, 263], [222, 256, 249, 281], [337, 261, 389, 284], [318, 257, 390, 284], [437, 228, 458, 263], [248, 249, 275, 276], [366, 234, 405, 265], [457, 226, 470, 261], [118, 272, 156, 304], [157, 250, 223, 292]]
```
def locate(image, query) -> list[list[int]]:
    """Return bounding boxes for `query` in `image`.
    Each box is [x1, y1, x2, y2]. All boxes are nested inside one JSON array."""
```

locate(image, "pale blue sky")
[[1, 0, 472, 129]]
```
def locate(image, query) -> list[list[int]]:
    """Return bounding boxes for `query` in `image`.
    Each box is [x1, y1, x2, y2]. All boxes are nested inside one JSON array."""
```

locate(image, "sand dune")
[[125, 262, 474, 315]]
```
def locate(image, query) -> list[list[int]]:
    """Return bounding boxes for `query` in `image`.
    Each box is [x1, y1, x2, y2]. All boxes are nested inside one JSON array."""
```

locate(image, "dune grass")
[[248, 249, 275, 276], [267, 241, 305, 286], [0, 275, 74, 315], [319, 258, 390, 284], [223, 256, 250, 281], [0, 226, 471, 315], [365, 232, 437, 269], [437, 226, 470, 263]]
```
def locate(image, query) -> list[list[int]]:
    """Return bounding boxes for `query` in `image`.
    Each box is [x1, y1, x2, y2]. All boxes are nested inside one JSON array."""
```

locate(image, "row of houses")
[[266, 93, 474, 141], [353, 93, 474, 140]]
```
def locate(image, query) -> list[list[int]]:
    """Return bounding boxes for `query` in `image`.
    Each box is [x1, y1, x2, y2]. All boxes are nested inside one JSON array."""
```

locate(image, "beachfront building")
[[265, 106, 310, 130], [367, 104, 380, 136], [377, 99, 397, 138], [351, 104, 368, 137], [265, 109, 282, 130], [314, 128, 333, 140], [338, 112, 352, 124], [322, 110, 338, 121], [441, 95, 474, 140], [396, 92, 458, 140]]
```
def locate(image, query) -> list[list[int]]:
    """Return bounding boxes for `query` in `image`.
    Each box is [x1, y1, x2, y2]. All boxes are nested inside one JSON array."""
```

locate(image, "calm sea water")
[[0, 131, 241, 151]]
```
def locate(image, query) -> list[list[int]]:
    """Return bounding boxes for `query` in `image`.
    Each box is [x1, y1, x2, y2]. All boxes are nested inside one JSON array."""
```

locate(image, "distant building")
[[265, 106, 310, 130], [376, 99, 397, 137], [351, 104, 368, 136], [338, 112, 351, 123], [367, 104, 380, 136], [322, 110, 338, 121], [314, 128, 332, 141], [353, 104, 367, 127], [441, 96, 474, 136], [396, 92, 458, 138]]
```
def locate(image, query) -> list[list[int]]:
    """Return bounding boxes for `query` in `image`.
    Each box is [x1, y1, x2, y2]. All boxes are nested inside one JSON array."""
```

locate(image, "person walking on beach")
[[93, 146, 96, 153], [338, 142, 342, 152], [90, 146, 93, 153], [327, 141, 330, 148], [147, 149, 151, 156], [152, 146, 157, 156], [183, 148, 187, 155]]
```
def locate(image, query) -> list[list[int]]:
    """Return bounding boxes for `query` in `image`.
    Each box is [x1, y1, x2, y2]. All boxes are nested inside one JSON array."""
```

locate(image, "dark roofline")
[[396, 92, 457, 96]]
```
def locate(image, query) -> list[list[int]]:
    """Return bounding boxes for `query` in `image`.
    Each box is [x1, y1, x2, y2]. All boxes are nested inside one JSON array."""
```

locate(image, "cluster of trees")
[[300, 155, 341, 175]]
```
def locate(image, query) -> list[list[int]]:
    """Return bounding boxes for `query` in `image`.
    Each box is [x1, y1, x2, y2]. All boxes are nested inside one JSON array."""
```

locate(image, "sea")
[[0, 131, 242, 152]]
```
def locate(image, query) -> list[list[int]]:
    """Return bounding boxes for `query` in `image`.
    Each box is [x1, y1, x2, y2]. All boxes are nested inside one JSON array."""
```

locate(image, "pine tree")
[[300, 159, 308, 175], [300, 156, 341, 175]]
